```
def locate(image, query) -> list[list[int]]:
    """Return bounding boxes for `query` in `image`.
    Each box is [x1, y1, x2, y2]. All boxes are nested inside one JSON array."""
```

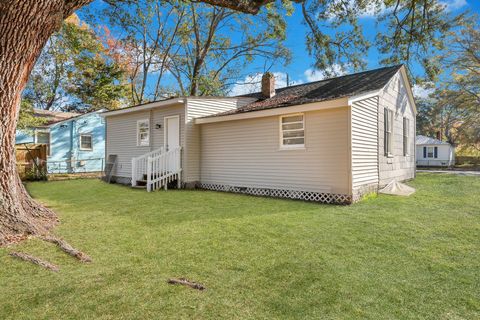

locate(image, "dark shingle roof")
[[214, 65, 403, 117]]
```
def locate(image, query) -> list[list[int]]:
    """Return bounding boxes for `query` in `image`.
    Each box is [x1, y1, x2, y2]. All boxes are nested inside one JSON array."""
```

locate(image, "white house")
[[416, 135, 455, 167], [102, 65, 416, 204]]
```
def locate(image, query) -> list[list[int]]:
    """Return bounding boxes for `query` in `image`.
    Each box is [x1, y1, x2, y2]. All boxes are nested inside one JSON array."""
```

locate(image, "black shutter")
[[434, 146, 438, 158], [423, 147, 426, 158]]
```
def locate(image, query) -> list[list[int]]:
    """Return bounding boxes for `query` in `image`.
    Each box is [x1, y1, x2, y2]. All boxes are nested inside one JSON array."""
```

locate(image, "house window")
[[137, 119, 150, 146], [280, 114, 305, 148], [35, 130, 50, 156], [403, 117, 409, 156], [80, 134, 93, 151], [35, 130, 50, 144], [424, 146, 438, 159], [384, 108, 393, 156]]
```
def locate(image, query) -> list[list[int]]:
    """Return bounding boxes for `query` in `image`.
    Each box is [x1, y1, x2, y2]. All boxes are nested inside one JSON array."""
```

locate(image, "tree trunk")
[[0, 0, 268, 246], [0, 0, 90, 245]]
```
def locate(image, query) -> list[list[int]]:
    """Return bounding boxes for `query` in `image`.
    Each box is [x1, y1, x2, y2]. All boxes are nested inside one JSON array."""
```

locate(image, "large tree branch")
[[63, 0, 95, 18], [191, 0, 273, 14]]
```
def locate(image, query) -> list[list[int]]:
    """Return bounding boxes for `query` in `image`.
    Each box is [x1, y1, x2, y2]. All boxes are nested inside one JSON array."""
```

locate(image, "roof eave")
[[48, 110, 103, 127], [398, 66, 417, 115], [100, 99, 185, 117]]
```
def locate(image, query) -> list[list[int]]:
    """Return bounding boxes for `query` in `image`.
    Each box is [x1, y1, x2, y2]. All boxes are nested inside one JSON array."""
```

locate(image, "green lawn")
[[1, 174, 479, 319]]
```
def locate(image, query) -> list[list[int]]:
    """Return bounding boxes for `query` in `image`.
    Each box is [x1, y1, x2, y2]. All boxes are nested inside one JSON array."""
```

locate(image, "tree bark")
[[0, 0, 91, 245], [198, 0, 275, 14], [0, 0, 270, 246]]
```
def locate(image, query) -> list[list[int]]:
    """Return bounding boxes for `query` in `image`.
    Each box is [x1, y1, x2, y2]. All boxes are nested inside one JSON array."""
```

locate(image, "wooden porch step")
[[136, 179, 147, 186], [142, 173, 171, 180], [133, 177, 180, 190]]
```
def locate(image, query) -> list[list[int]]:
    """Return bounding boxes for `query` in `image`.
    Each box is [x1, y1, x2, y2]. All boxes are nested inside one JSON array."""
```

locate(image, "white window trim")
[[137, 119, 150, 147], [35, 129, 51, 156], [403, 117, 409, 156], [385, 108, 393, 157], [426, 146, 435, 159], [34, 129, 50, 144], [79, 133, 93, 151], [279, 113, 305, 150]]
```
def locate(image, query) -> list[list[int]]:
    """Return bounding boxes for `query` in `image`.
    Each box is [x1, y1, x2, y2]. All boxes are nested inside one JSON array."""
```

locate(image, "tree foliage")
[[170, 1, 291, 96], [16, 100, 47, 132], [89, 0, 290, 103], [23, 13, 128, 112], [417, 18, 479, 151], [95, 0, 467, 97], [299, 0, 466, 81]]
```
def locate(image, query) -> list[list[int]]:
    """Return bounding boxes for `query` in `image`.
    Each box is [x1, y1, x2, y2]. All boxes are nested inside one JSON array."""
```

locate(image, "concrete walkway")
[[417, 170, 480, 177]]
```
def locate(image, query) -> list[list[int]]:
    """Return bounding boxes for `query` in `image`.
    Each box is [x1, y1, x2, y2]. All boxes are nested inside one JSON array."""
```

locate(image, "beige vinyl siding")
[[185, 98, 254, 183], [378, 71, 416, 186], [105, 103, 184, 180], [106, 110, 150, 178], [200, 106, 350, 195], [351, 96, 379, 197], [151, 104, 186, 150]]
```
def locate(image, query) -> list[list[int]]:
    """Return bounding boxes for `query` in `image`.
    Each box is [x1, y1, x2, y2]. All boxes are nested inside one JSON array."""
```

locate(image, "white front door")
[[165, 116, 180, 150]]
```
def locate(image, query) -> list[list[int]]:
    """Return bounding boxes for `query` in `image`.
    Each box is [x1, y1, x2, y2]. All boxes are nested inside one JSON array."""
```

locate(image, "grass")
[[1, 173, 479, 319]]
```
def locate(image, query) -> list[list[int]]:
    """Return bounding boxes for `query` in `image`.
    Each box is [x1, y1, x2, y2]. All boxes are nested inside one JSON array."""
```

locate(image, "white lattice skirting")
[[199, 184, 352, 204]]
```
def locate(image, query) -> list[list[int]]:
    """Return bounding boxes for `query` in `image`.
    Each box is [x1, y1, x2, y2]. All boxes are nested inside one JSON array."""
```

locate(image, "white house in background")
[[102, 65, 416, 204], [416, 135, 455, 167]]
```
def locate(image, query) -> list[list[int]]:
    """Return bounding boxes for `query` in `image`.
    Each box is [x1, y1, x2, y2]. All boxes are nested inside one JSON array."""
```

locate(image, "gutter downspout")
[[70, 119, 76, 173]]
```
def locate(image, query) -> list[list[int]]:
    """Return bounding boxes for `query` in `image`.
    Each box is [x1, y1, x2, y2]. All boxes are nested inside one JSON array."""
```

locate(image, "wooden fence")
[[16, 144, 48, 180]]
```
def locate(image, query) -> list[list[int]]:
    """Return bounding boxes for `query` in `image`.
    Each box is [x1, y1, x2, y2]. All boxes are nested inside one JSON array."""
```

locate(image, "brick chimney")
[[261, 72, 275, 98], [436, 131, 441, 140]]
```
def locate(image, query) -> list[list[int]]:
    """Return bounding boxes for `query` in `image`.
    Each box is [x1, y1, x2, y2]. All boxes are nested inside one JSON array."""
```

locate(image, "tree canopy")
[[417, 18, 479, 153], [23, 13, 127, 112], [22, 0, 471, 110], [85, 0, 290, 104]]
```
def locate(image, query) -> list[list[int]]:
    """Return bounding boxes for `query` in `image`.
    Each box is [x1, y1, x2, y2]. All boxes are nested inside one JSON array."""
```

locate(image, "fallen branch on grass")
[[167, 278, 206, 291], [40, 236, 92, 262], [9, 252, 59, 272]]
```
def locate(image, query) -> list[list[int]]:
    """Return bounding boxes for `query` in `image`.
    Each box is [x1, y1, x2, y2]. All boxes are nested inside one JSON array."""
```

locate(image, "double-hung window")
[[137, 119, 150, 146], [384, 108, 393, 156], [280, 114, 305, 149], [424, 146, 437, 159], [403, 117, 409, 156], [80, 134, 93, 151]]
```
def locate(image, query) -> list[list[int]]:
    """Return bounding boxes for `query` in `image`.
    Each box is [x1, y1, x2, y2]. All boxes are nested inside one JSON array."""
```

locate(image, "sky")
[[78, 0, 478, 98]]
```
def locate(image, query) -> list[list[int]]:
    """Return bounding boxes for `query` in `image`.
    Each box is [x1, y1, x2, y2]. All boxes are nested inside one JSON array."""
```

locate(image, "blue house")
[[16, 109, 79, 145], [16, 109, 106, 173]]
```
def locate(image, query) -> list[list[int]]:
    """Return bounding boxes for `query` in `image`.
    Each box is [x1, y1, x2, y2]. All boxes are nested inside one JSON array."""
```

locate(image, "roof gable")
[[397, 66, 417, 115]]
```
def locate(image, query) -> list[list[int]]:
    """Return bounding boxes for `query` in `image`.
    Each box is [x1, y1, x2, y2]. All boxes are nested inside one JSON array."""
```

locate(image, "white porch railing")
[[131, 147, 164, 187], [146, 146, 182, 192]]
